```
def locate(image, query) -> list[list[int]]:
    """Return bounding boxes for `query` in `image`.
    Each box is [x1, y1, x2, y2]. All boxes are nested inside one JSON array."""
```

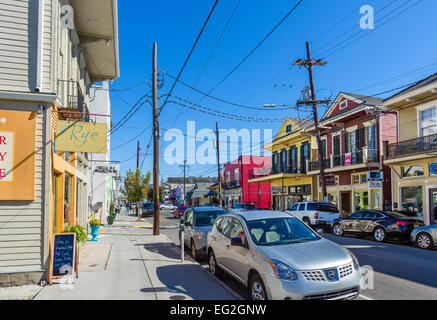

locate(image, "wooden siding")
[[0, 0, 53, 93], [0, 109, 45, 273]]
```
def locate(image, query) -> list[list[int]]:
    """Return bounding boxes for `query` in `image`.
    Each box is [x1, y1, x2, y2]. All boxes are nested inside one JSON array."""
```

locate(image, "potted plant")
[[89, 218, 102, 242], [107, 202, 116, 225], [63, 225, 87, 244]]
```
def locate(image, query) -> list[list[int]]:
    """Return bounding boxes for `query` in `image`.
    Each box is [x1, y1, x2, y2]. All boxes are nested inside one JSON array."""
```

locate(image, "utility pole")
[[178, 160, 188, 205], [135, 141, 141, 220], [136, 141, 140, 169], [215, 122, 222, 207], [152, 42, 160, 235], [292, 42, 330, 202]]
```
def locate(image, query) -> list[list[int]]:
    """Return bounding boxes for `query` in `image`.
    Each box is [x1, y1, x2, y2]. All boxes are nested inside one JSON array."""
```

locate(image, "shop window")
[[354, 191, 368, 210], [328, 193, 338, 207], [352, 174, 360, 184], [360, 174, 367, 183], [402, 165, 424, 178], [64, 174, 72, 226], [401, 186, 423, 219], [371, 189, 381, 209]]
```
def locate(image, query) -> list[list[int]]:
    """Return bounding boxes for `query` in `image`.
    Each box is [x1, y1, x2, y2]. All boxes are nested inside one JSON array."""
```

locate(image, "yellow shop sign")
[[55, 120, 107, 153]]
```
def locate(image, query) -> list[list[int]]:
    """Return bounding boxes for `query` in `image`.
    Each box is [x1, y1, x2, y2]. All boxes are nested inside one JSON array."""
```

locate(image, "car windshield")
[[247, 217, 319, 246], [143, 203, 153, 208], [194, 210, 225, 227], [178, 206, 188, 210]]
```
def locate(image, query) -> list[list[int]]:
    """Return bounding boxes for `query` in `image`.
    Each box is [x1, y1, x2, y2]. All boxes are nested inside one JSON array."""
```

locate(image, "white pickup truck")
[[285, 202, 340, 230]]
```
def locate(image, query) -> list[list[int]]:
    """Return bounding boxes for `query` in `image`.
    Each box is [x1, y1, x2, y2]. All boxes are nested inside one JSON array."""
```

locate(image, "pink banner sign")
[[345, 153, 351, 166]]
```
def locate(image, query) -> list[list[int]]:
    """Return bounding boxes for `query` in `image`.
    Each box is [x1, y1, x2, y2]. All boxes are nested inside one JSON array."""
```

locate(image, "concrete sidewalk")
[[34, 213, 240, 300]]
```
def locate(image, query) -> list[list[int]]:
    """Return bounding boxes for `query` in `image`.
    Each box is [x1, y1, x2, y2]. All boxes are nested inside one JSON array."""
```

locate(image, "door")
[[227, 218, 250, 281], [214, 217, 233, 265], [340, 191, 351, 215], [429, 189, 437, 225], [358, 210, 377, 233], [343, 211, 363, 232]]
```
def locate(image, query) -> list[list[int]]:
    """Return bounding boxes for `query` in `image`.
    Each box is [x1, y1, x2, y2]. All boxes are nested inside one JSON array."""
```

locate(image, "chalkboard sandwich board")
[[50, 233, 77, 284]]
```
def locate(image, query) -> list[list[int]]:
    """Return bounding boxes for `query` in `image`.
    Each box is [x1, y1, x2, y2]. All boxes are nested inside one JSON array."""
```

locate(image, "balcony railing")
[[307, 149, 380, 172], [248, 168, 272, 179], [386, 133, 437, 159], [57, 80, 89, 121], [224, 180, 239, 189], [308, 158, 331, 171]]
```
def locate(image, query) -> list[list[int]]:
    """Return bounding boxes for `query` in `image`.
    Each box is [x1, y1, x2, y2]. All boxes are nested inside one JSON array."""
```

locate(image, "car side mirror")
[[231, 237, 248, 249]]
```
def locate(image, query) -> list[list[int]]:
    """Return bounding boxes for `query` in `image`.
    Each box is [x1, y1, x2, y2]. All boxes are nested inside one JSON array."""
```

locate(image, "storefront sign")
[[367, 171, 384, 181], [430, 162, 437, 176], [0, 132, 13, 182], [345, 153, 351, 166], [369, 182, 382, 188], [320, 175, 337, 186], [94, 164, 120, 176], [55, 120, 107, 153], [0, 110, 35, 200], [271, 186, 286, 194], [288, 184, 311, 196]]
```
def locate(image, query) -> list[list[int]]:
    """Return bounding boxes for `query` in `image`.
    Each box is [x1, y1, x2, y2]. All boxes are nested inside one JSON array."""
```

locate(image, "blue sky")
[[108, 0, 437, 180]]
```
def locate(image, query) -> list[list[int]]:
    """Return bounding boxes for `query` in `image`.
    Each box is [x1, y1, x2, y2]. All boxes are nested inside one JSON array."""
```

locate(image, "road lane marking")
[[343, 245, 386, 249], [355, 252, 377, 258], [358, 294, 374, 300]]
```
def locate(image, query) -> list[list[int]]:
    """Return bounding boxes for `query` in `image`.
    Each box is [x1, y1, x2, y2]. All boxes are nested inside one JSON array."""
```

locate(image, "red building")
[[223, 155, 272, 209], [307, 92, 397, 214]]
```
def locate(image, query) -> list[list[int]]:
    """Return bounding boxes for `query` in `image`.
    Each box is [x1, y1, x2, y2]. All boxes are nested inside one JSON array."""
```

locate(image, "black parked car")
[[332, 210, 424, 243]]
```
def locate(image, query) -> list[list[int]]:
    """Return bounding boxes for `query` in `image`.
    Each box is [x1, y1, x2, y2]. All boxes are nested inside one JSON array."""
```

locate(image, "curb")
[[160, 233, 244, 300]]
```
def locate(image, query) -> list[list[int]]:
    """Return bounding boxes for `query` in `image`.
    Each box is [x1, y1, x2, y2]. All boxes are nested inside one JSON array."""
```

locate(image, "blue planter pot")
[[90, 226, 100, 242]]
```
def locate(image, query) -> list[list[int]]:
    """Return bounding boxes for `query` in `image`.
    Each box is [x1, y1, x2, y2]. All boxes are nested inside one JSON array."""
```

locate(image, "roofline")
[[384, 72, 437, 102]]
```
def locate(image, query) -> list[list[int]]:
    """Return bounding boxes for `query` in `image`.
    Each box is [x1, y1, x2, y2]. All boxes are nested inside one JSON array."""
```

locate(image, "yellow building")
[[249, 118, 317, 210], [384, 73, 437, 226]]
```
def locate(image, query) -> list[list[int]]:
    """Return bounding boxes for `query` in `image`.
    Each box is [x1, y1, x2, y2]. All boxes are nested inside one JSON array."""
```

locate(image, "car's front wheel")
[[332, 223, 344, 236], [416, 232, 433, 249], [249, 274, 268, 300], [373, 227, 386, 242]]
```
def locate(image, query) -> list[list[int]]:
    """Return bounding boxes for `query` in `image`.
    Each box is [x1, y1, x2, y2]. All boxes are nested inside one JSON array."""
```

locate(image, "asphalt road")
[[145, 210, 437, 300]]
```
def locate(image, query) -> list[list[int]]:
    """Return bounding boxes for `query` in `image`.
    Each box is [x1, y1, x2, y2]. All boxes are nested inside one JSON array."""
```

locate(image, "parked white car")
[[286, 202, 340, 230], [159, 202, 177, 210]]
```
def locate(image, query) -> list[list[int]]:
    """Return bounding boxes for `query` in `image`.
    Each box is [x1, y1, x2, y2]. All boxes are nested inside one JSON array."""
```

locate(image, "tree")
[[123, 168, 151, 220]]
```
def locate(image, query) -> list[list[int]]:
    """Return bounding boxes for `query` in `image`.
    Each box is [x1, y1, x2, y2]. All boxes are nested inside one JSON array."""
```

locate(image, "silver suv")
[[207, 211, 362, 300]]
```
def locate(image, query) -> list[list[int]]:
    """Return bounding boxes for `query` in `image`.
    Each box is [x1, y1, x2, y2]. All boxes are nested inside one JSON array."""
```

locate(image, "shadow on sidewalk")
[[152, 264, 231, 300], [138, 242, 181, 260]]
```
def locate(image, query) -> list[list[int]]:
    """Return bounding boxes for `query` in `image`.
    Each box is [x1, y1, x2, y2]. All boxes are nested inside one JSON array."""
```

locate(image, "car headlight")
[[268, 259, 297, 281], [348, 250, 360, 270]]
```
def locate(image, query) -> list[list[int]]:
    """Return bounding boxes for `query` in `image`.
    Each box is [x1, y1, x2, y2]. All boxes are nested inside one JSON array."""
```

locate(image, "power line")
[[161, 70, 291, 111], [109, 91, 152, 134], [110, 98, 152, 136], [159, 0, 219, 116], [197, 0, 305, 98]]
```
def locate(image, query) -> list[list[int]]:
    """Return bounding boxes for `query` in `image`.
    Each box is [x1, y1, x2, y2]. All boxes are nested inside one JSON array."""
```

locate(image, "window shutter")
[[344, 132, 349, 153]]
